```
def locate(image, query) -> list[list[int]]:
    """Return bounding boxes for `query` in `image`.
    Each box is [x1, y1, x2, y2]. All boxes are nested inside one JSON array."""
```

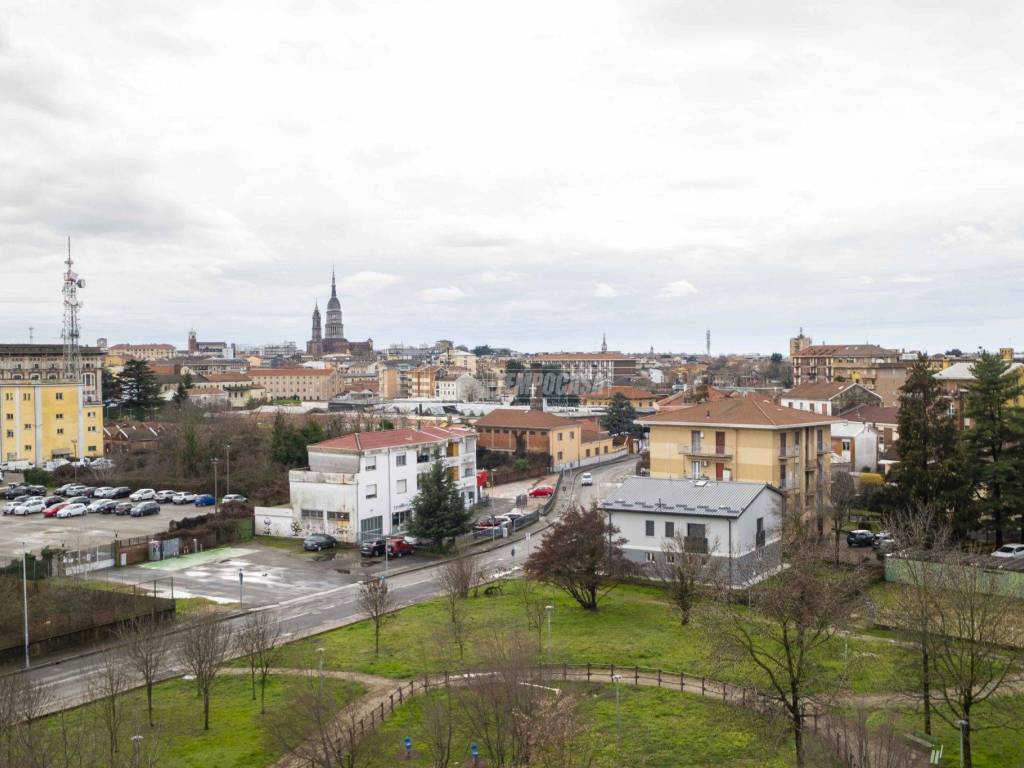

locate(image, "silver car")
[[56, 503, 88, 518]]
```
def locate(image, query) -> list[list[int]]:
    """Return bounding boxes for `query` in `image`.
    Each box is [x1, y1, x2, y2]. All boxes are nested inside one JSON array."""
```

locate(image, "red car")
[[43, 501, 69, 518], [528, 485, 555, 498]]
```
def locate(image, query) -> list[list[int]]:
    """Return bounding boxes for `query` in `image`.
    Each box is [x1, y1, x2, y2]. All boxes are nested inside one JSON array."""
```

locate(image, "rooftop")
[[475, 408, 580, 430], [934, 361, 1023, 381], [600, 476, 779, 518], [582, 385, 656, 400], [792, 344, 897, 358], [250, 367, 335, 377], [310, 425, 474, 453], [840, 404, 899, 424], [782, 381, 880, 401], [640, 397, 838, 428], [527, 352, 633, 361]]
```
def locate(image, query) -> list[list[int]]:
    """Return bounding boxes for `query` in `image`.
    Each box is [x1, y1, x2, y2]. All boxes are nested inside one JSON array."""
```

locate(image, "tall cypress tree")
[[888, 359, 972, 536], [963, 352, 1024, 547]]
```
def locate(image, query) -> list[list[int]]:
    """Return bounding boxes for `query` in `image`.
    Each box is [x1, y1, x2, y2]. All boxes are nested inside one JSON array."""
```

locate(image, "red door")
[[715, 462, 724, 481]]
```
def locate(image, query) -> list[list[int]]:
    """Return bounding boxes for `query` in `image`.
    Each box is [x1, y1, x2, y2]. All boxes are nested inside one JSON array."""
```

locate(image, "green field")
[[360, 683, 796, 768], [37, 673, 363, 768], [266, 581, 902, 695]]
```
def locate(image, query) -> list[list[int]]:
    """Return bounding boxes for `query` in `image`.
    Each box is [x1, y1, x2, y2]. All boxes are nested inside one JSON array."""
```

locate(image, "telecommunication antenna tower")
[[705, 329, 711, 357], [61, 238, 86, 382]]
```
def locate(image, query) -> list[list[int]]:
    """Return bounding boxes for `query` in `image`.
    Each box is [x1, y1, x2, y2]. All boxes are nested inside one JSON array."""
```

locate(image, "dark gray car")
[[303, 533, 337, 552]]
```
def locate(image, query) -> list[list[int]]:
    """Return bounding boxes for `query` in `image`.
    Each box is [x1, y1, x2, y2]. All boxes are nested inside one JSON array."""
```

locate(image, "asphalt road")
[[11, 458, 634, 714]]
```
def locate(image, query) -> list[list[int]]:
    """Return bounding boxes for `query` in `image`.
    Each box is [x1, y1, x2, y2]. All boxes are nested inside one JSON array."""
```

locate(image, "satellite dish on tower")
[[77, 278, 86, 288]]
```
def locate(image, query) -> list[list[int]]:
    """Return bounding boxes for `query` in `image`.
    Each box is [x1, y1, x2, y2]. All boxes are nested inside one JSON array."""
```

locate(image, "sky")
[[2, 0, 1023, 355]]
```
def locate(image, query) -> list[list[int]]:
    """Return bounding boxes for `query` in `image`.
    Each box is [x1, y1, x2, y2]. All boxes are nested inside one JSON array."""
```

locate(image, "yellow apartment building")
[[0, 381, 104, 463], [639, 398, 836, 512]]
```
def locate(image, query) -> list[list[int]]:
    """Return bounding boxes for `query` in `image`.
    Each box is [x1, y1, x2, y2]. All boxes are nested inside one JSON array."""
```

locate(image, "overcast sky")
[[3, 1, 1023, 355]]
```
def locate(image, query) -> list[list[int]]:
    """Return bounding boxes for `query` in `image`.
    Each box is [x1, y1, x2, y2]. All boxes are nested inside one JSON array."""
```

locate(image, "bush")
[[23, 467, 54, 486], [859, 472, 884, 487]]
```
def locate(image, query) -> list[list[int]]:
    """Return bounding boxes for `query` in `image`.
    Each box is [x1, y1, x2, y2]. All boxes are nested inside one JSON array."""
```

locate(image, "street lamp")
[[131, 734, 143, 768], [21, 541, 29, 670], [225, 442, 231, 497], [71, 439, 78, 481], [212, 457, 219, 512], [958, 719, 968, 768], [611, 674, 623, 751], [544, 605, 554, 660]]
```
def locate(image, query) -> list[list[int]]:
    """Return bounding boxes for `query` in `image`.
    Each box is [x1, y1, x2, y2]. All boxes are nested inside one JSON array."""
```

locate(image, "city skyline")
[[4, 1, 1024, 352]]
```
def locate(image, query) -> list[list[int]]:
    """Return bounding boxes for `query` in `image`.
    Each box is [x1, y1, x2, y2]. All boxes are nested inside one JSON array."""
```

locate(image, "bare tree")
[[119, 617, 170, 727], [654, 533, 719, 625], [929, 552, 1023, 768], [269, 666, 365, 768], [178, 610, 232, 730], [357, 577, 395, 657], [817, 706, 924, 768], [437, 544, 480, 599], [238, 610, 283, 713], [829, 472, 856, 565], [710, 538, 866, 768], [522, 692, 597, 768], [419, 685, 455, 768], [89, 649, 129, 767], [885, 507, 949, 736], [518, 578, 549, 653]]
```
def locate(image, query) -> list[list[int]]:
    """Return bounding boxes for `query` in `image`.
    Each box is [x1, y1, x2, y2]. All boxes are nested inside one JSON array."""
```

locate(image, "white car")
[[90, 458, 114, 469], [172, 491, 197, 504], [56, 503, 88, 518], [221, 494, 247, 504], [154, 490, 178, 503], [991, 544, 1024, 559], [2, 501, 22, 515], [15, 498, 46, 516], [130, 488, 156, 502], [580, 472, 593, 486], [93, 486, 115, 498]]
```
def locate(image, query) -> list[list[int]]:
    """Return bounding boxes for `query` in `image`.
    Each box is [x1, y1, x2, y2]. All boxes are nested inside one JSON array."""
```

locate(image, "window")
[[86, 445, 96, 453], [396, 479, 407, 494], [569, 431, 574, 439], [666, 553, 676, 564], [365, 484, 377, 499], [360, 515, 383, 540], [645, 552, 655, 563], [665, 521, 674, 538], [756, 517, 766, 549], [56, 428, 64, 435], [23, 424, 31, 431], [326, 510, 350, 522], [585, 448, 591, 457], [395, 453, 407, 467], [841, 440, 851, 451], [645, 520, 655, 536], [55, 392, 63, 401], [4, 414, 11, 421], [301, 509, 322, 520], [558, 432, 563, 441], [55, 413, 63, 420], [88, 426, 96, 432], [365, 457, 377, 471], [391, 509, 411, 529], [4, 431, 12, 439], [22, 393, 30, 401], [557, 451, 563, 461], [691, 460, 700, 478]]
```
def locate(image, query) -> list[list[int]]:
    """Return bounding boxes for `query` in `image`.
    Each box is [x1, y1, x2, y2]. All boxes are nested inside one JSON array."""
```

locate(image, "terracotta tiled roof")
[[527, 352, 631, 361], [655, 386, 732, 409], [250, 368, 334, 377], [108, 343, 177, 350], [840, 405, 900, 424], [310, 425, 472, 452], [782, 381, 877, 401], [474, 408, 579, 430], [203, 373, 254, 383], [582, 385, 656, 400], [640, 398, 838, 428]]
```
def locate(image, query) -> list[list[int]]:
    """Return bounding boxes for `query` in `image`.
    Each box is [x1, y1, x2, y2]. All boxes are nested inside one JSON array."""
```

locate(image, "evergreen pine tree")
[[888, 359, 972, 536], [117, 360, 161, 417], [407, 459, 472, 548], [963, 352, 1024, 546], [600, 391, 639, 436]]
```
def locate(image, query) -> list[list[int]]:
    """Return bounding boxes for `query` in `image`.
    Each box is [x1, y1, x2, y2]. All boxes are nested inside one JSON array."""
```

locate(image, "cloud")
[[418, 286, 467, 302], [660, 280, 698, 298], [893, 273, 933, 284], [337, 271, 400, 294], [478, 271, 524, 284], [593, 282, 620, 298]]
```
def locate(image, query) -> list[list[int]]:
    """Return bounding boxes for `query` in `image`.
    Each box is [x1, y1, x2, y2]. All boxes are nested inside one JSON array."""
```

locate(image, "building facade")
[[0, 344, 104, 404], [639, 398, 836, 513], [1, 381, 104, 463], [261, 426, 477, 543], [600, 477, 781, 585], [105, 343, 177, 362], [581, 385, 658, 410], [249, 367, 341, 401], [779, 381, 882, 416], [526, 352, 638, 390], [791, 345, 898, 388]]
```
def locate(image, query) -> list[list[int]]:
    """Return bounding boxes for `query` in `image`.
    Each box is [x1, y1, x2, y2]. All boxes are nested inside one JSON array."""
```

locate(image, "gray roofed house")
[[599, 476, 782, 586]]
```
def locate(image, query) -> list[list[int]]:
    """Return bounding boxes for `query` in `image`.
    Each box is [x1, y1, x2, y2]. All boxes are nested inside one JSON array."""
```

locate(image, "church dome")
[[327, 295, 341, 310]]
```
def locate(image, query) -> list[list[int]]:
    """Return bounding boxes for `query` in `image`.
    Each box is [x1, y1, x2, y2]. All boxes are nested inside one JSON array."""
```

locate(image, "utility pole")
[[225, 442, 231, 496], [212, 457, 219, 513], [22, 542, 30, 670]]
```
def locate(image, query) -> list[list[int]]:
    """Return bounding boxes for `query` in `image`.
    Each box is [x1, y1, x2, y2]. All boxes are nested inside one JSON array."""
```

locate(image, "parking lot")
[[0, 501, 202, 560]]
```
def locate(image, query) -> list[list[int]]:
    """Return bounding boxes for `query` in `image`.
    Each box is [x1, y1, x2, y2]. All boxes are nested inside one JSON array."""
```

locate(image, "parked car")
[[2, 500, 22, 515], [221, 494, 247, 504], [130, 501, 160, 517], [193, 494, 215, 507], [62, 484, 87, 496], [580, 472, 593, 486], [113, 501, 134, 516], [41, 495, 63, 507], [110, 487, 132, 499], [43, 501, 69, 517], [846, 529, 875, 548], [303, 533, 338, 552], [4, 486, 29, 500], [14, 498, 46, 515], [528, 485, 555, 498], [154, 490, 178, 503], [77, 486, 96, 497], [872, 532, 896, 550], [88, 499, 116, 514], [93, 487, 115, 498], [90, 458, 114, 469], [130, 488, 156, 502], [55, 483, 76, 495], [172, 491, 197, 504], [63, 496, 91, 506], [25, 485, 47, 496], [991, 543, 1024, 559], [56, 503, 88, 518], [360, 537, 415, 557]]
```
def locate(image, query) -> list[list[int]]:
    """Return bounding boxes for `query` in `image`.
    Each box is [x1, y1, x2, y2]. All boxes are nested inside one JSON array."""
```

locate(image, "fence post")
[[398, 685, 403, 704], [634, 665, 639, 685], [563, 663, 567, 681], [587, 662, 591, 681], [657, 669, 661, 687], [701, 677, 705, 695], [680, 672, 684, 691], [444, 670, 449, 687], [610, 663, 615, 681], [380, 702, 384, 719], [390, 693, 394, 713]]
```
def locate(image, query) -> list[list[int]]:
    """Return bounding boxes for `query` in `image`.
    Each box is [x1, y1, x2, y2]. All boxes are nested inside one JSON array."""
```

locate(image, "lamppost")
[[225, 442, 231, 497], [238, 568, 244, 607], [611, 673, 623, 751], [544, 604, 554, 660], [71, 439, 78, 481], [21, 541, 29, 670], [212, 457, 219, 512], [131, 734, 143, 768], [317, 646, 326, 692], [958, 719, 968, 768]]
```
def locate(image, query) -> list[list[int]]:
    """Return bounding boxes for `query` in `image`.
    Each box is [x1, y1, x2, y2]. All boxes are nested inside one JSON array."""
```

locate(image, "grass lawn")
[[46, 673, 363, 768], [266, 581, 904, 695], [359, 683, 795, 767]]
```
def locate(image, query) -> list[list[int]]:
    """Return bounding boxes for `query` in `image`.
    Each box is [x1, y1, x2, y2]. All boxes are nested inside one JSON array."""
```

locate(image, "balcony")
[[777, 477, 800, 494], [778, 446, 800, 459], [678, 444, 733, 459]]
